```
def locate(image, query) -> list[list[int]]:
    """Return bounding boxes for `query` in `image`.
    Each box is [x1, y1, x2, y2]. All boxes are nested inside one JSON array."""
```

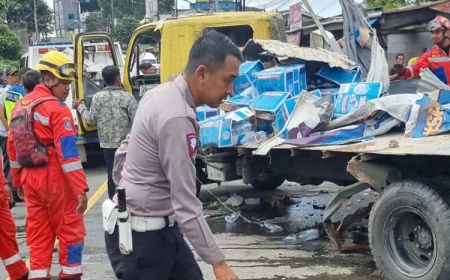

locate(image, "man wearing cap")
[[406, 16, 450, 85], [7, 51, 89, 280], [3, 67, 29, 124]]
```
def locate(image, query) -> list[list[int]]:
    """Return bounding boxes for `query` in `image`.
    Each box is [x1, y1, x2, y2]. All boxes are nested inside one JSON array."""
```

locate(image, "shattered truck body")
[[196, 39, 450, 280]]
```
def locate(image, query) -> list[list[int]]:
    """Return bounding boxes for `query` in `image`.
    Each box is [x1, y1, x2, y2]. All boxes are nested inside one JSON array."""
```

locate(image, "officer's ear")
[[194, 64, 211, 84]]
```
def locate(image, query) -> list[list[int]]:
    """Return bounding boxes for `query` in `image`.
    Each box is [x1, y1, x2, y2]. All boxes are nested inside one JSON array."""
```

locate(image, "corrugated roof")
[[243, 39, 355, 69]]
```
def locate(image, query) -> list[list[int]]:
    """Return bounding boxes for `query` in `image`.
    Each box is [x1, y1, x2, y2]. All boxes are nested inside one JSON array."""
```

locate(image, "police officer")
[[105, 30, 242, 280]]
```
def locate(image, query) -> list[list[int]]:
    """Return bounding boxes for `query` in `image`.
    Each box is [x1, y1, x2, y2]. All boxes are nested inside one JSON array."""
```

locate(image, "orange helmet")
[[428, 16, 450, 31]]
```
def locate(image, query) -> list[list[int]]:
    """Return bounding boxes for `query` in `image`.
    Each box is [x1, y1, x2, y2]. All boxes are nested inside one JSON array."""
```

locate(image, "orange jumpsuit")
[[0, 161, 28, 280], [7, 84, 89, 280], [406, 44, 450, 85]]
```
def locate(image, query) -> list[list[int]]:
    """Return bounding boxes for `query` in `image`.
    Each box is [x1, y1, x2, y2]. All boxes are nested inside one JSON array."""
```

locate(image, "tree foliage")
[[2, 0, 53, 36], [364, 0, 428, 10], [112, 16, 141, 46], [89, 0, 175, 46], [0, 24, 22, 61], [84, 12, 107, 32]]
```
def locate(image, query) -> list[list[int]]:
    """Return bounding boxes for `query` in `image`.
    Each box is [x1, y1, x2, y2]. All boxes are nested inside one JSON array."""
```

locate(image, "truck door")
[[73, 32, 120, 138]]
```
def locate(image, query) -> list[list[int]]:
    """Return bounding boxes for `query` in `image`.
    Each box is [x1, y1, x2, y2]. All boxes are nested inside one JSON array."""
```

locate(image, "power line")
[[315, 0, 338, 15]]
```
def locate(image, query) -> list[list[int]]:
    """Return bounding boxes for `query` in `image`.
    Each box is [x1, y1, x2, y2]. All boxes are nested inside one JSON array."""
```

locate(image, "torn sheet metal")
[[285, 93, 416, 146], [253, 92, 332, 155], [243, 39, 355, 70], [417, 68, 450, 93]]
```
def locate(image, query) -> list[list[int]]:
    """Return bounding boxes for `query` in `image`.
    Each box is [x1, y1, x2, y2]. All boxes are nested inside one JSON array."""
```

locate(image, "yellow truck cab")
[[73, 12, 286, 157]]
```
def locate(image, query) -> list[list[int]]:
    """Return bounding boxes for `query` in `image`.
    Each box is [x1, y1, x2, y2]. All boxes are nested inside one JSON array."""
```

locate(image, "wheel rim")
[[384, 206, 437, 277]]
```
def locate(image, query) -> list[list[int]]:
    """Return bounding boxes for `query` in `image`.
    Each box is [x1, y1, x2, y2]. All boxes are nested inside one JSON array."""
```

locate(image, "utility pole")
[[33, 0, 39, 41], [145, 0, 158, 21], [110, 0, 114, 33], [214, 0, 219, 12], [75, 0, 81, 33]]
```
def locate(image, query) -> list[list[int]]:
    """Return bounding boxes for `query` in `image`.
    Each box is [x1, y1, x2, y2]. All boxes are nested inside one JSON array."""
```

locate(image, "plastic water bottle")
[[262, 222, 283, 233], [225, 212, 240, 224], [241, 131, 268, 145]]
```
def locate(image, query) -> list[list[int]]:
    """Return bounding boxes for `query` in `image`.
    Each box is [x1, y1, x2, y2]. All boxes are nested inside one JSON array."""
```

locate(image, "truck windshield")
[[128, 29, 161, 98]]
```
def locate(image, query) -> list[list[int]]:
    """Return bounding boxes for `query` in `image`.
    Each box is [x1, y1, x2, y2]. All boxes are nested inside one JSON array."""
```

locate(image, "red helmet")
[[428, 16, 450, 32]]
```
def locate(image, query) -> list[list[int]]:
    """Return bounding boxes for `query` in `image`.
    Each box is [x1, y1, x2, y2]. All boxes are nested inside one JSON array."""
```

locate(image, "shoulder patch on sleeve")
[[186, 133, 198, 158], [63, 117, 73, 131]]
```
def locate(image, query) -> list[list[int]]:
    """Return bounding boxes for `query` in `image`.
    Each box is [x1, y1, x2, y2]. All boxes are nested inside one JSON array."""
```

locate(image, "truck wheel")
[[369, 181, 450, 280], [249, 174, 285, 190]]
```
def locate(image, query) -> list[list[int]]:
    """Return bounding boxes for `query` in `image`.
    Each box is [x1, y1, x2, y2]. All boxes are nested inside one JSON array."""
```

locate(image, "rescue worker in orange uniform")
[[0, 160, 28, 280], [406, 16, 450, 85], [7, 51, 89, 280]]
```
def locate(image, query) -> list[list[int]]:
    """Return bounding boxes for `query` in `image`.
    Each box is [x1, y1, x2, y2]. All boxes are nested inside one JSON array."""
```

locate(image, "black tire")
[[369, 181, 450, 280], [249, 174, 285, 191]]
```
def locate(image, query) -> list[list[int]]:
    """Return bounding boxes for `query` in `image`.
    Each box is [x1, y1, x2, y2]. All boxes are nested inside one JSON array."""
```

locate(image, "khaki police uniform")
[[105, 75, 224, 280]]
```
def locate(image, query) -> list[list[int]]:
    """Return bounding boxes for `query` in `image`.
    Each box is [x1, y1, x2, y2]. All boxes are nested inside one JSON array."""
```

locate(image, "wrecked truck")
[[196, 40, 450, 280]]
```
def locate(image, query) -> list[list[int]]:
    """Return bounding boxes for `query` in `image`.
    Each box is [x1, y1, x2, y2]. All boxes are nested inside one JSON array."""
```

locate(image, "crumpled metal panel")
[[417, 68, 450, 93], [243, 39, 355, 70]]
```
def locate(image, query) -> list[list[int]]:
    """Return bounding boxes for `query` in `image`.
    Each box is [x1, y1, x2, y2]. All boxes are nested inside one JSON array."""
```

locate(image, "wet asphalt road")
[[0, 160, 378, 280]]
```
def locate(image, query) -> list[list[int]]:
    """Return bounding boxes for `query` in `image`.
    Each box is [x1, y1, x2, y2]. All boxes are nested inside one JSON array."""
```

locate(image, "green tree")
[[159, 0, 176, 14], [0, 24, 22, 60], [84, 12, 107, 32], [4, 0, 53, 37], [112, 16, 141, 47], [364, 0, 427, 10], [0, 23, 21, 70]]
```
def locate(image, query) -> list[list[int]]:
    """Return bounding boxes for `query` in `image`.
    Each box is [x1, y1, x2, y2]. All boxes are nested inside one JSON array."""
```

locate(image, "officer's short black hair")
[[395, 53, 405, 59], [185, 30, 243, 74], [102, 65, 120, 86], [22, 70, 41, 92]]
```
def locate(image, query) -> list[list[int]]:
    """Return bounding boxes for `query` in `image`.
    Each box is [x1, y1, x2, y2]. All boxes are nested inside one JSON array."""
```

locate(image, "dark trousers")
[[0, 136, 10, 180], [103, 148, 117, 199], [105, 225, 203, 280]]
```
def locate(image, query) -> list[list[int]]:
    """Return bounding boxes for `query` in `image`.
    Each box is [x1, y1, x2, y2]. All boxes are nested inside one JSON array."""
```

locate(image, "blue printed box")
[[227, 87, 258, 106], [251, 92, 292, 136], [255, 67, 295, 95], [290, 64, 307, 95], [309, 88, 340, 103], [199, 107, 255, 148], [334, 82, 384, 117], [317, 65, 362, 86], [197, 105, 220, 122], [233, 60, 264, 94]]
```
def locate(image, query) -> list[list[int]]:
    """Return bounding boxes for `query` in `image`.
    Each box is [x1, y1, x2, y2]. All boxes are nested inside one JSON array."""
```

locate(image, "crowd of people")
[[0, 30, 240, 280]]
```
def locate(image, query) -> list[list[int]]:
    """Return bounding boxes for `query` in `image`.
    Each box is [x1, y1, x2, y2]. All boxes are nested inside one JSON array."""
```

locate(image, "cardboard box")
[[233, 60, 264, 94], [255, 67, 295, 95], [199, 107, 255, 148], [227, 86, 258, 106], [197, 105, 220, 122], [290, 64, 307, 95], [251, 92, 292, 136], [317, 65, 362, 86], [334, 82, 384, 117]]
